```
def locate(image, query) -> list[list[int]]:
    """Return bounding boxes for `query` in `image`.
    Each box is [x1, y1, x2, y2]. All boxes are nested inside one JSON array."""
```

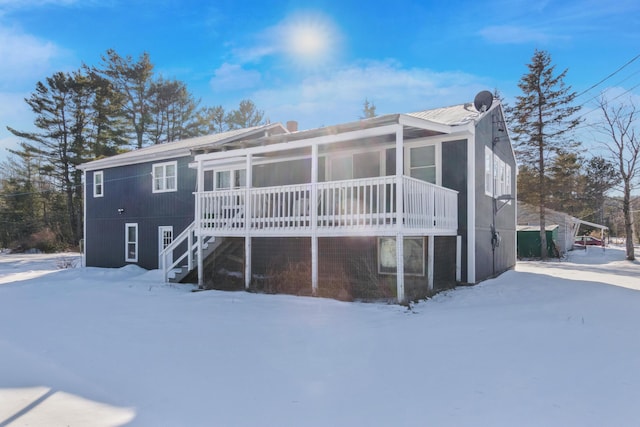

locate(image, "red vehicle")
[[574, 236, 604, 246]]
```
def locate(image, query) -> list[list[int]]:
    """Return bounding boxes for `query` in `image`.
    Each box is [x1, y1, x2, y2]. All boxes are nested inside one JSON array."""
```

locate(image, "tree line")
[[509, 49, 639, 261], [0, 49, 264, 251]]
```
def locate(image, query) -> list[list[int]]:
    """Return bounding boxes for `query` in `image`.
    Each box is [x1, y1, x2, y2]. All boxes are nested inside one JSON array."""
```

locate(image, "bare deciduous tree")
[[595, 97, 639, 260]]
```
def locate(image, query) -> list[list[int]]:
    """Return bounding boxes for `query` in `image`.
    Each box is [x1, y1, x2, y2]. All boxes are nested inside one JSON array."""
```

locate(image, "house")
[[79, 92, 517, 302], [77, 123, 289, 268], [517, 202, 609, 255]]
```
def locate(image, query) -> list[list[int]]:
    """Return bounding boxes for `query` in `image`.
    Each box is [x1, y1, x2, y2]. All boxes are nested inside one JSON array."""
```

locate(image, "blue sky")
[[1, 0, 639, 158]]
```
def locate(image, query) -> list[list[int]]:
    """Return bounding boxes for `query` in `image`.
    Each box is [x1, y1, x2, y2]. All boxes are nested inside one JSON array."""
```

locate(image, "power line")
[[575, 53, 640, 98]]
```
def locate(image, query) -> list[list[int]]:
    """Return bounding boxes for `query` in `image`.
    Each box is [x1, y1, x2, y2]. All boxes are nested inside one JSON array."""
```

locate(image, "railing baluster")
[[194, 176, 456, 235]]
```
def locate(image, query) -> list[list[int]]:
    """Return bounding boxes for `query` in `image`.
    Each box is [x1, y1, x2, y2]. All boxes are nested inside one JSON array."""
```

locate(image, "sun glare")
[[282, 13, 338, 66], [290, 24, 326, 56]]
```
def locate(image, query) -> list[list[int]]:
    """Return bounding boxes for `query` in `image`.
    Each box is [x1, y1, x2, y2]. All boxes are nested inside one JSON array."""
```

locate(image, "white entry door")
[[158, 226, 174, 269]]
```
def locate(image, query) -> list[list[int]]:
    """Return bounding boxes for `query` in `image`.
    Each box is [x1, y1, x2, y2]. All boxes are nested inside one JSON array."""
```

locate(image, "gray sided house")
[[79, 95, 517, 303], [78, 124, 289, 269]]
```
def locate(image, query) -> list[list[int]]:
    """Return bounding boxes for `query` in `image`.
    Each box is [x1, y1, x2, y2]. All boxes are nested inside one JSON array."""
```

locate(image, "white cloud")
[[0, 25, 63, 86], [0, 0, 80, 7], [250, 60, 489, 129], [209, 63, 262, 92]]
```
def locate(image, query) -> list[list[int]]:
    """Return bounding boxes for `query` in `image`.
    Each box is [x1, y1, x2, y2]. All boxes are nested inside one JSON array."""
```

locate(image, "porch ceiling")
[[193, 114, 453, 157]]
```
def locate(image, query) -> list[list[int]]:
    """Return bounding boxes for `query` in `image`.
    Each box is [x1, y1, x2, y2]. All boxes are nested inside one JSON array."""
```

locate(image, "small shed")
[[517, 225, 559, 258]]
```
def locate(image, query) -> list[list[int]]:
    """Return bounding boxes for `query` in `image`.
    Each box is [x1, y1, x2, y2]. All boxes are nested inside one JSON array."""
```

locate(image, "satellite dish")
[[474, 90, 494, 112]]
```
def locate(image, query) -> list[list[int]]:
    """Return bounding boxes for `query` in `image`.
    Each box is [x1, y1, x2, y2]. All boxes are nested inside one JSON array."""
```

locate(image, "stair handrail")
[[160, 222, 196, 282]]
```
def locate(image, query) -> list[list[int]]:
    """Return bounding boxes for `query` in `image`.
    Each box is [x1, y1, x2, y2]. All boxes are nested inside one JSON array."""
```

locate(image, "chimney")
[[286, 120, 298, 132]]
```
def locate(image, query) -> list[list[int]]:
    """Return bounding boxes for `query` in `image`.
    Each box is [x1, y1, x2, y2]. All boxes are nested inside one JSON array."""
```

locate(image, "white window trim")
[[213, 167, 246, 190], [485, 147, 493, 196], [152, 161, 178, 193], [93, 171, 104, 198], [485, 147, 512, 200], [404, 142, 441, 186], [125, 223, 138, 262]]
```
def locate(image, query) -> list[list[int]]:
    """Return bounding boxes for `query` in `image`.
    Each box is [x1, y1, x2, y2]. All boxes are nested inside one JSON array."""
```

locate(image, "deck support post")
[[311, 236, 318, 295], [427, 236, 434, 291], [196, 159, 204, 288], [456, 235, 462, 282], [245, 154, 253, 290], [197, 234, 204, 288], [245, 236, 251, 290], [311, 144, 319, 295], [395, 125, 405, 303]]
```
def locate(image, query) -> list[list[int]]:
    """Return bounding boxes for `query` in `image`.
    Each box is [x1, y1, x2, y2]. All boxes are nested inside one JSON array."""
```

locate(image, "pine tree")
[[225, 99, 264, 130], [197, 105, 227, 134], [547, 151, 584, 217], [83, 67, 129, 158], [6, 71, 93, 246], [361, 98, 377, 119], [148, 78, 202, 144], [511, 50, 581, 259], [97, 49, 154, 149], [583, 156, 620, 225], [0, 151, 43, 247]]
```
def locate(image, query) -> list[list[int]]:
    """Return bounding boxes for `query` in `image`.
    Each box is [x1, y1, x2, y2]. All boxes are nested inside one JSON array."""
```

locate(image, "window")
[[327, 151, 383, 181], [485, 147, 493, 196], [125, 223, 138, 262], [505, 164, 512, 196], [214, 168, 246, 190], [159, 226, 173, 251], [153, 161, 177, 193], [93, 171, 104, 197], [409, 145, 437, 184], [329, 155, 352, 181], [485, 147, 512, 199], [496, 154, 505, 195], [378, 237, 425, 276]]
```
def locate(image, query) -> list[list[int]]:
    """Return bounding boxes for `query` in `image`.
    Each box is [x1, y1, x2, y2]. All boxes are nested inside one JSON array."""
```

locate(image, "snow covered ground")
[[0, 246, 639, 426]]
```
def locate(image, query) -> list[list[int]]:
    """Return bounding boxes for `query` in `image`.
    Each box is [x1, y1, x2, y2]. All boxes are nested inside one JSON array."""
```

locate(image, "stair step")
[[226, 254, 243, 264]]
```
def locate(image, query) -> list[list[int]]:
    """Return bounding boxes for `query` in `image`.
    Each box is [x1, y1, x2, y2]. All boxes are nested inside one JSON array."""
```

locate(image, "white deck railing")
[[160, 222, 213, 282], [195, 176, 457, 235]]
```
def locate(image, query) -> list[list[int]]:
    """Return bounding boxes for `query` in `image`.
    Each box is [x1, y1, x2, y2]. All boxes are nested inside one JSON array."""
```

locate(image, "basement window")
[[378, 237, 425, 276]]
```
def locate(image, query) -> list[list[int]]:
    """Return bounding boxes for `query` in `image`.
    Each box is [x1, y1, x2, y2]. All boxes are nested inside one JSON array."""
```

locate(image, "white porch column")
[[311, 144, 319, 295], [196, 159, 204, 288], [245, 154, 253, 290], [456, 235, 462, 282], [395, 125, 405, 302], [427, 236, 434, 291], [466, 132, 476, 283]]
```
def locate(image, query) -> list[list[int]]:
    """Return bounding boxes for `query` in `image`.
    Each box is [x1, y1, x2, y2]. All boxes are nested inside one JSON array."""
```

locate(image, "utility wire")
[[575, 53, 640, 98]]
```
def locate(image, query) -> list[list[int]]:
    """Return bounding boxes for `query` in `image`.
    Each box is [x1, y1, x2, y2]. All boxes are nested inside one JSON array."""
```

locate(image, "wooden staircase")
[[160, 222, 246, 286], [179, 238, 244, 286]]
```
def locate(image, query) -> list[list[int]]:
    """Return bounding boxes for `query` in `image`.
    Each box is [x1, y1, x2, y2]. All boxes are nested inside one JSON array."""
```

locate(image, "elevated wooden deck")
[[195, 176, 458, 237]]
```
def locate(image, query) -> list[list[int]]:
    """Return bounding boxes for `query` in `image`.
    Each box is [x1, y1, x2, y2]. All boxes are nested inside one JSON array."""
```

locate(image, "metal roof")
[[407, 103, 484, 126], [78, 101, 493, 170], [77, 123, 287, 171]]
